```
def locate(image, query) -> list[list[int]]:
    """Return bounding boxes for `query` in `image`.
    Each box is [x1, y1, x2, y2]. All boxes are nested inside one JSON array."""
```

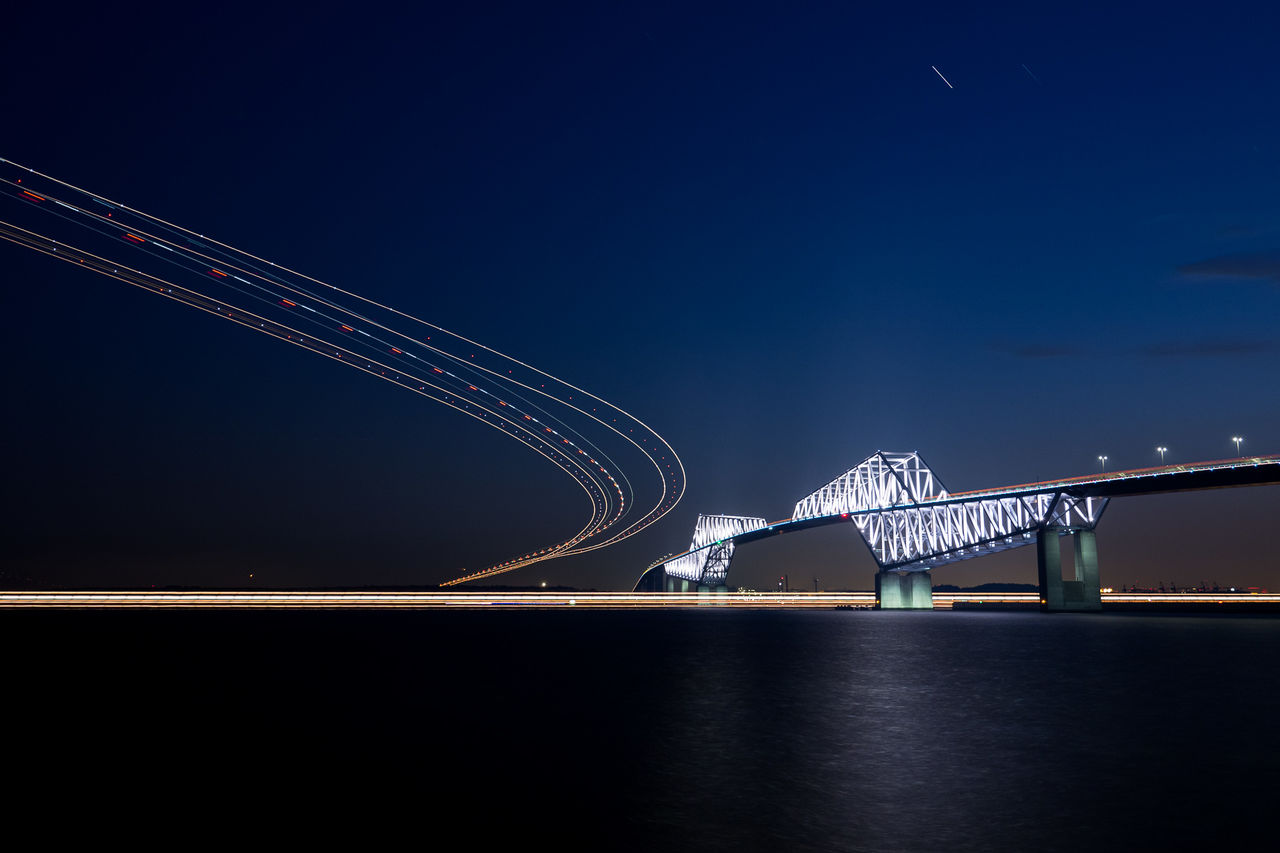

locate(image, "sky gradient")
[[3, 1, 1278, 590]]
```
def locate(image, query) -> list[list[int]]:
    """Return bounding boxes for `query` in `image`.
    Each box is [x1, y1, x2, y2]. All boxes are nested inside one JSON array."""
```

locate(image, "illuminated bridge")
[[636, 451, 1280, 611]]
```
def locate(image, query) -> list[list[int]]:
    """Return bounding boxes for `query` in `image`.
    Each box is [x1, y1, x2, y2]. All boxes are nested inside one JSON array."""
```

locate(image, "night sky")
[[3, 1, 1277, 591]]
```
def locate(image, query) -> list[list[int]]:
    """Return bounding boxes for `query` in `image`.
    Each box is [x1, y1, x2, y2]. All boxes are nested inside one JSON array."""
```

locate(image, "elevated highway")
[[638, 452, 1280, 611]]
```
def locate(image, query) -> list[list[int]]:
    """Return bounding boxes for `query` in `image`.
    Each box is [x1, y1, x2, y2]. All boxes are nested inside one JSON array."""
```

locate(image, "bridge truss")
[[792, 452, 1109, 572], [663, 514, 768, 585], [644, 451, 1278, 599], [651, 451, 1122, 586]]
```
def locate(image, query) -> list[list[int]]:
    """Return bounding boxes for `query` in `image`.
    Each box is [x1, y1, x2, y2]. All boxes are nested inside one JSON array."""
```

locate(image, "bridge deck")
[[940, 454, 1280, 501], [648, 455, 1280, 571]]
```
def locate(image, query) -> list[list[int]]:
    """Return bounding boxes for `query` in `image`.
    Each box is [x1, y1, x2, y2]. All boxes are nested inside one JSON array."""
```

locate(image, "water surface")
[[8, 609, 1276, 850]]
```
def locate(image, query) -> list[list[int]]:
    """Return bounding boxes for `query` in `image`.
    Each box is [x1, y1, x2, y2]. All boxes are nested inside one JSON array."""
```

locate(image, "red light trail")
[[0, 156, 687, 586]]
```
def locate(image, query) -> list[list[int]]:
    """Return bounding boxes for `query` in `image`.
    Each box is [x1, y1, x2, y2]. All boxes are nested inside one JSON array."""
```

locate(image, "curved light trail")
[[1, 157, 686, 585]]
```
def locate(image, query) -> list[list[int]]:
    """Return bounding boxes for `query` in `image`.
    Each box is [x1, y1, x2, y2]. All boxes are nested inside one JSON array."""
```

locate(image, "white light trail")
[[3, 591, 1276, 609], [0, 157, 687, 586]]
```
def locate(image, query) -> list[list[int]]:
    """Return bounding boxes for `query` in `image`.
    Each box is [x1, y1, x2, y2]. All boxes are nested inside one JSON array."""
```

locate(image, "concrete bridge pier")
[[875, 570, 933, 610], [665, 575, 692, 593], [1037, 527, 1101, 612]]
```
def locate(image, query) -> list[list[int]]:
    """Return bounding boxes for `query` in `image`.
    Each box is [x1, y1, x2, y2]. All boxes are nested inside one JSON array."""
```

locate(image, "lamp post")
[[1232, 436, 1243, 457], [1157, 446, 1168, 464], [1098, 455, 1108, 472]]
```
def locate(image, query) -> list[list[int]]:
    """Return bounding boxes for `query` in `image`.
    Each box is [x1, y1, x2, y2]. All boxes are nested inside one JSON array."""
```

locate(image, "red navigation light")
[[20, 190, 44, 202], [122, 233, 145, 244], [209, 269, 228, 278], [280, 298, 296, 306], [390, 347, 402, 354], [340, 325, 353, 332]]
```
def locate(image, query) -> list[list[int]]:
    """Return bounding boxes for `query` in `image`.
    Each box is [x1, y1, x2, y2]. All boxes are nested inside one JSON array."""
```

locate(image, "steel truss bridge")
[[638, 451, 1280, 611]]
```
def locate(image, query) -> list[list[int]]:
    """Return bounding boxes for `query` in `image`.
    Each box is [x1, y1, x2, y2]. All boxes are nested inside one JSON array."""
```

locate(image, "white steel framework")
[[794, 452, 1108, 571], [664, 514, 767, 585], [643, 452, 1279, 592], [792, 452, 948, 517]]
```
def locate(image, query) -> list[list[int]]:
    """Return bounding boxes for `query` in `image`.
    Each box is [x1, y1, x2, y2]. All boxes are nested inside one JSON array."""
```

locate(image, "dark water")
[[8, 609, 1278, 849]]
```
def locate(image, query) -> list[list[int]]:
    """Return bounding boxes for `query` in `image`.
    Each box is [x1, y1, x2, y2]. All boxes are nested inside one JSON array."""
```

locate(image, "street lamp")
[[1098, 455, 1108, 472], [1156, 446, 1168, 464], [1232, 436, 1243, 456]]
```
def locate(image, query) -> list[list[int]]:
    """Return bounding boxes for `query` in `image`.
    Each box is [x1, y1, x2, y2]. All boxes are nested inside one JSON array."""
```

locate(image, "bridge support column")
[[1074, 529, 1102, 610], [666, 576, 692, 593], [875, 570, 932, 610], [1037, 528, 1101, 612]]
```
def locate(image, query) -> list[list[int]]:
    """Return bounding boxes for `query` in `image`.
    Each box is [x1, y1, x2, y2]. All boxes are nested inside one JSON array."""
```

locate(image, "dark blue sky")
[[3, 1, 1277, 590]]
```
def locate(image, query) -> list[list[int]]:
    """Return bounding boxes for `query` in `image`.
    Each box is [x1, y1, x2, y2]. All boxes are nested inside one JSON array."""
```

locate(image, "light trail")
[[1, 157, 687, 584], [2, 591, 1275, 609]]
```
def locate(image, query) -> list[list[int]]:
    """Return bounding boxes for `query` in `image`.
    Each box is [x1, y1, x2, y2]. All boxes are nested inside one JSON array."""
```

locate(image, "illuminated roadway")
[[3, 591, 1276, 609]]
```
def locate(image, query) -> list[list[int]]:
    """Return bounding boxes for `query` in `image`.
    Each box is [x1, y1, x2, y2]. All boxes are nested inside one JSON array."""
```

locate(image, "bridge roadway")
[[647, 454, 1280, 571]]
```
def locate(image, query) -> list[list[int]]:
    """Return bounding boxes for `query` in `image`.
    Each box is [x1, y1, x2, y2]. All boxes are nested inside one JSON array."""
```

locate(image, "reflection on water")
[[7, 609, 1278, 849]]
